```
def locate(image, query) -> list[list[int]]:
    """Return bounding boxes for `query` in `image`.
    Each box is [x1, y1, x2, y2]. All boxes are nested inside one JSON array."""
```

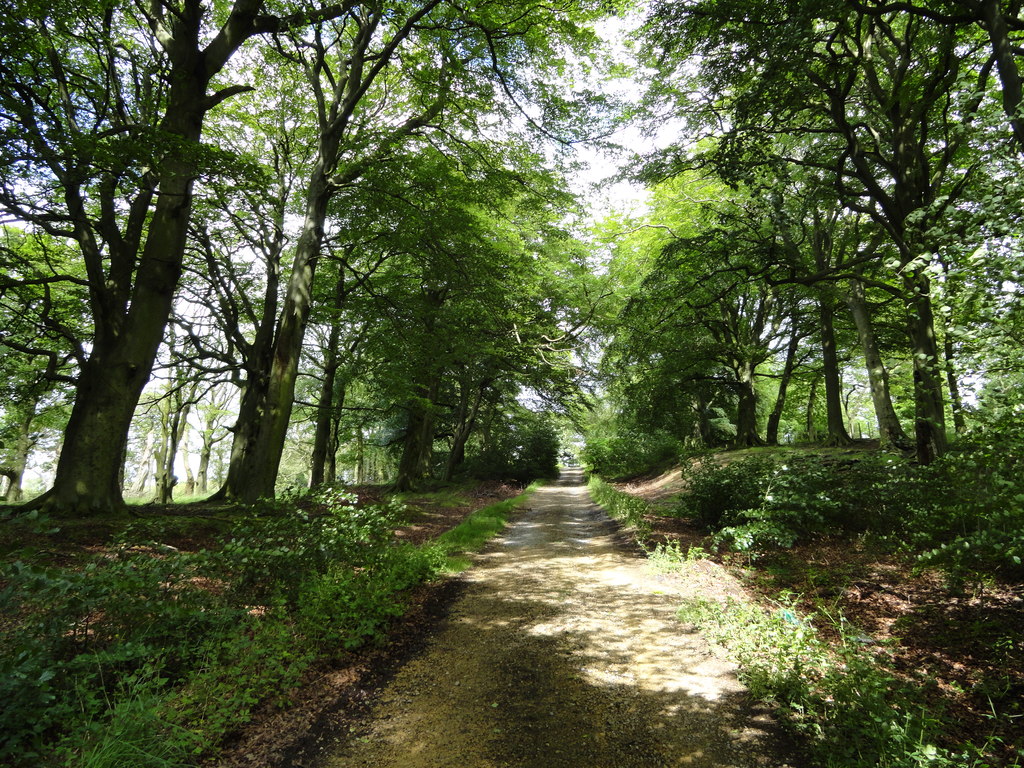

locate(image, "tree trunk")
[[197, 444, 211, 495], [128, 428, 157, 497], [443, 381, 485, 481], [326, 414, 340, 485], [846, 278, 912, 449], [180, 425, 196, 497], [152, 405, 171, 504], [805, 378, 819, 442], [732, 361, 762, 447], [310, 269, 347, 488], [943, 331, 967, 435], [979, 0, 1024, 146], [197, 403, 229, 496], [354, 428, 365, 484], [3, 413, 35, 502], [904, 269, 948, 464], [34, 48, 212, 516], [818, 296, 852, 446], [766, 330, 800, 445], [220, 151, 335, 503], [395, 378, 440, 492]]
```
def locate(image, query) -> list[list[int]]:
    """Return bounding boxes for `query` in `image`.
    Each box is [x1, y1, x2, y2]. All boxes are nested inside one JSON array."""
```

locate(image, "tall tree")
[[219, 0, 609, 501], [642, 0, 1007, 462], [0, 0, 362, 515]]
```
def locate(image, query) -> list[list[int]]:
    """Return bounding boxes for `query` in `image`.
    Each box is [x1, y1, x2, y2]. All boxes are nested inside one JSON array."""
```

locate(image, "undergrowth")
[[644, 540, 708, 574], [677, 596, 1013, 768], [0, 484, 536, 767], [586, 475, 651, 541], [675, 448, 1024, 586]]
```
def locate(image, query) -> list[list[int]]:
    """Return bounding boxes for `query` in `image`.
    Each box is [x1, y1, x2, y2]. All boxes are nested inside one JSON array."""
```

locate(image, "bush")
[[674, 446, 1024, 582], [211, 489, 403, 606], [296, 547, 426, 653], [677, 455, 777, 529], [676, 453, 927, 557], [580, 430, 681, 479], [168, 611, 313, 750]]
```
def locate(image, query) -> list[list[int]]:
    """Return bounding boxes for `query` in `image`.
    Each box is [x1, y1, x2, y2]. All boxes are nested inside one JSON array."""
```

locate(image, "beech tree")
[[641, 0, 1011, 462], [0, 0, 366, 515], [214, 0, 609, 501]]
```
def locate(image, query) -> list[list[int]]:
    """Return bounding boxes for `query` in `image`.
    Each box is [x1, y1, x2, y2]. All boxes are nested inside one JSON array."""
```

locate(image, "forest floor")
[[617, 458, 1024, 765]]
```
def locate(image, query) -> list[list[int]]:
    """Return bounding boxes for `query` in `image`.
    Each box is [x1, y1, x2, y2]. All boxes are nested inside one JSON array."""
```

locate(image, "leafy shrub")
[[212, 490, 403, 606], [917, 506, 1024, 583], [676, 455, 777, 528], [297, 566, 405, 652], [675, 452, 990, 563], [645, 540, 707, 573], [580, 429, 681, 479], [168, 612, 313, 749], [0, 550, 233, 763]]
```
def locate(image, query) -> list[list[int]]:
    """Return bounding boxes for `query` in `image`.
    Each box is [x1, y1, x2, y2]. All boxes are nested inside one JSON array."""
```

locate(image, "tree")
[[641, 0, 1009, 462], [855, 0, 1024, 146], [218, 0, 610, 501], [0, 0, 363, 516], [606, 200, 789, 447]]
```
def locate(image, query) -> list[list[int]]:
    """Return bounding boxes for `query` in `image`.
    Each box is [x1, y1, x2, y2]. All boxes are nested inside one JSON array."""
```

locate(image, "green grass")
[[586, 475, 651, 542], [428, 481, 542, 572]]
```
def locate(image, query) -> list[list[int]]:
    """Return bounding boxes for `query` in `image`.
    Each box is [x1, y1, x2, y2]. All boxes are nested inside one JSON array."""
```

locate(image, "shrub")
[[211, 490, 403, 606], [580, 430, 681, 479], [168, 612, 313, 749], [296, 549, 423, 653], [676, 455, 777, 529]]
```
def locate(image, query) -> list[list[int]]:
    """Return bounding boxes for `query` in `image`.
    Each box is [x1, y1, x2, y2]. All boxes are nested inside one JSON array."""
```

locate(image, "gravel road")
[[319, 469, 794, 768]]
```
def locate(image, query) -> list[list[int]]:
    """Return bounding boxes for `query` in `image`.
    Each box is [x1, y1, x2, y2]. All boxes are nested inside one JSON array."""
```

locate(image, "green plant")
[[587, 476, 652, 541], [168, 612, 313, 750], [55, 666, 199, 768], [645, 540, 707, 573], [676, 594, 980, 767], [580, 429, 681, 479], [297, 564, 405, 652], [212, 492, 404, 606], [677, 455, 777, 528]]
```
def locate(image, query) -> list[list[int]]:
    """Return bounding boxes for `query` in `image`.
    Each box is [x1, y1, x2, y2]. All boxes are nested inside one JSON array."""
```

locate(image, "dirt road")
[[319, 469, 793, 768]]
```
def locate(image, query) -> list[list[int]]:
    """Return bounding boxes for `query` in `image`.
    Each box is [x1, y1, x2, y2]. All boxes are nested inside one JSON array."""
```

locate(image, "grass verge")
[[426, 481, 541, 572], [586, 475, 651, 541]]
